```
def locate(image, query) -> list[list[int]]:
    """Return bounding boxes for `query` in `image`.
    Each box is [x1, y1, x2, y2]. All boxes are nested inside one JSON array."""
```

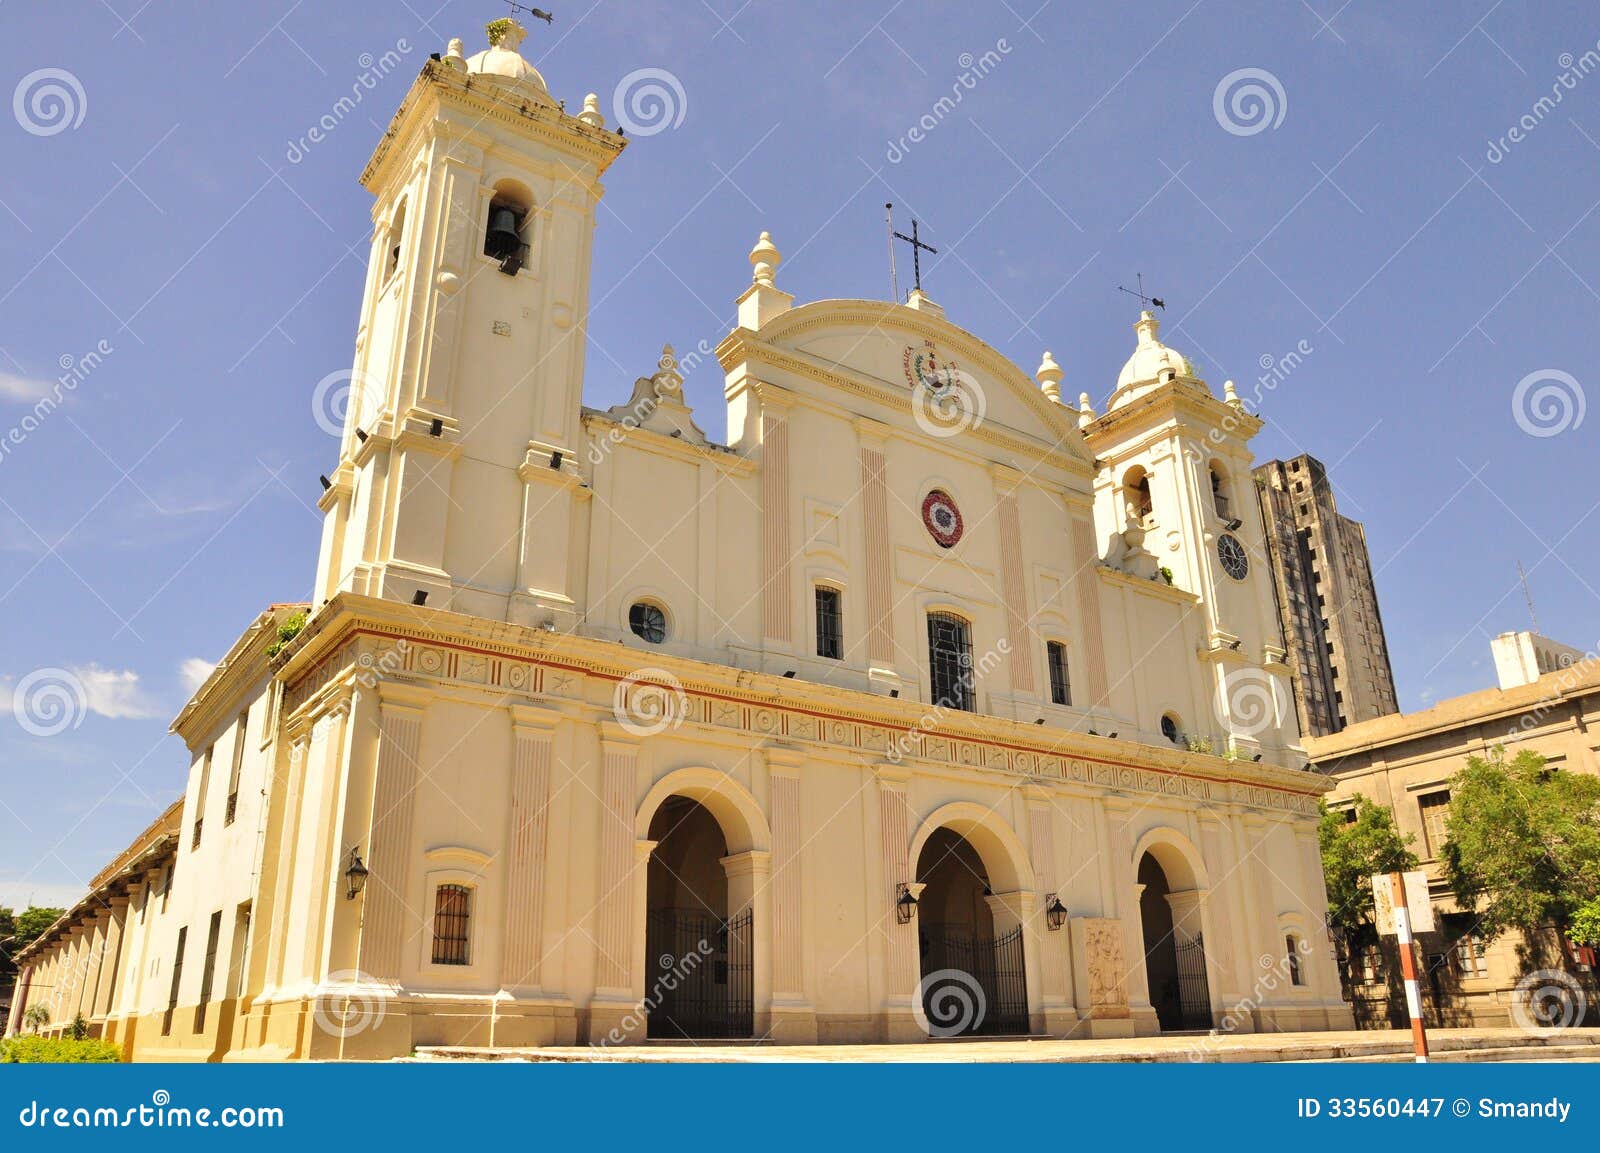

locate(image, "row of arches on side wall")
[[634, 771, 1229, 1041]]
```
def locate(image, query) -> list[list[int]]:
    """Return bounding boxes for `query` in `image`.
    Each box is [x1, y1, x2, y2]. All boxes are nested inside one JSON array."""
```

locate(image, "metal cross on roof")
[[888, 204, 938, 295]]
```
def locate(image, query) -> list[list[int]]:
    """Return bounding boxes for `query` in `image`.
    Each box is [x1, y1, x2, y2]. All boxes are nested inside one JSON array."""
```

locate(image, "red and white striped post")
[[1389, 871, 1430, 1063]]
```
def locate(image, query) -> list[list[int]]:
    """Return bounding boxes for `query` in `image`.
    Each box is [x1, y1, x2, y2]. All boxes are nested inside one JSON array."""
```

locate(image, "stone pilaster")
[[501, 706, 558, 992]]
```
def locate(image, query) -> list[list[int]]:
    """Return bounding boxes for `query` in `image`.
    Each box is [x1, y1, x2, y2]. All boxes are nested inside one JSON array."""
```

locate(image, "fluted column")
[[593, 725, 640, 996], [356, 689, 425, 981], [501, 705, 559, 993]]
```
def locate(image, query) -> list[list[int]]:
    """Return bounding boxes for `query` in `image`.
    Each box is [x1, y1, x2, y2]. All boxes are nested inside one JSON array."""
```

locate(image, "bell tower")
[[1082, 311, 1298, 756], [312, 19, 625, 627]]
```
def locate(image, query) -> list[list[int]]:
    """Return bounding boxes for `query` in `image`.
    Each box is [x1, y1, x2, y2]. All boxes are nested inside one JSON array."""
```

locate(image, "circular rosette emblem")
[[922, 490, 964, 548]]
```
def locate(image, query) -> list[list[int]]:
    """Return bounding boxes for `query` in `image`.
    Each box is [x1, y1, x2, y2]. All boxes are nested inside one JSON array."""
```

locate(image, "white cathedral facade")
[[8, 21, 1352, 1059]]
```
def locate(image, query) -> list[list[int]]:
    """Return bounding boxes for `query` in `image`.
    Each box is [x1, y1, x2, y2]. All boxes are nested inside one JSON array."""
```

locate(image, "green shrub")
[[0, 1036, 122, 1063]]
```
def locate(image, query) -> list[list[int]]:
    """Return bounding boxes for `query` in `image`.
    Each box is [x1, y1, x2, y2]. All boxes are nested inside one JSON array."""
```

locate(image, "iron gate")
[[1173, 933, 1213, 1030], [920, 924, 1030, 1036], [644, 907, 753, 1039]]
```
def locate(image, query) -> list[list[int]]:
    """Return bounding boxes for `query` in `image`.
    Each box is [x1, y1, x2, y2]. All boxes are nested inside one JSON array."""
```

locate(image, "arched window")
[[1285, 934, 1305, 986], [1122, 466, 1153, 522], [431, 884, 472, 966], [1160, 713, 1182, 745], [1209, 461, 1232, 521], [484, 180, 533, 272], [384, 198, 407, 280], [927, 611, 974, 713]]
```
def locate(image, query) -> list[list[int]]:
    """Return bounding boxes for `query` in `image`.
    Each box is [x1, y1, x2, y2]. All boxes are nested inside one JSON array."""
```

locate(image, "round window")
[[628, 602, 667, 644], [921, 489, 964, 548]]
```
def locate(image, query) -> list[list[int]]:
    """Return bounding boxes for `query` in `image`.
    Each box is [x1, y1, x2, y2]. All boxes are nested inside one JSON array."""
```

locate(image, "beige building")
[[1254, 455, 1398, 738], [6, 20, 1353, 1059], [1308, 631, 1600, 1027]]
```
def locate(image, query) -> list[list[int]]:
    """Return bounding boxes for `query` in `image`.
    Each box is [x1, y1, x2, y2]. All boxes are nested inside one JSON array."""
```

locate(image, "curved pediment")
[[726, 298, 1093, 468]]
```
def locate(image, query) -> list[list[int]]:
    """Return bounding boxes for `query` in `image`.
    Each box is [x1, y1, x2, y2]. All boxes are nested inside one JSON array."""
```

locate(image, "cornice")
[[280, 593, 1327, 815]]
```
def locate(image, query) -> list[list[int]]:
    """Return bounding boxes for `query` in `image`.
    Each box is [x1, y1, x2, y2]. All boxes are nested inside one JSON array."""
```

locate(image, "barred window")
[[1454, 932, 1488, 979], [927, 612, 974, 713], [431, 884, 473, 966], [1046, 641, 1071, 706], [815, 587, 843, 660]]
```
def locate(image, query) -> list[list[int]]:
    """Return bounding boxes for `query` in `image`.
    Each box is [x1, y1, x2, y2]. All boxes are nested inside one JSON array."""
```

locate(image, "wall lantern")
[[345, 847, 369, 901], [1045, 894, 1069, 932], [895, 883, 918, 925]]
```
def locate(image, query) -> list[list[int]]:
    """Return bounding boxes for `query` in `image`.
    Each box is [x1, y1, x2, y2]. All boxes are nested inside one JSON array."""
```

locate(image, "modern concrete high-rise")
[[1254, 455, 1399, 738]]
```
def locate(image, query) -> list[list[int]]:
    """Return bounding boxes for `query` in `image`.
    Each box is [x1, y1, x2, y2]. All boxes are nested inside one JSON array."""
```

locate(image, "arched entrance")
[[914, 827, 1029, 1036], [1138, 850, 1212, 1031], [643, 796, 753, 1039]]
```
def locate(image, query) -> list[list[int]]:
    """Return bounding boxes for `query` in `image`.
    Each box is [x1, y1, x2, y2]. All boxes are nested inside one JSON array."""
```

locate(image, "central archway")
[[914, 826, 1030, 1037], [643, 796, 753, 1039]]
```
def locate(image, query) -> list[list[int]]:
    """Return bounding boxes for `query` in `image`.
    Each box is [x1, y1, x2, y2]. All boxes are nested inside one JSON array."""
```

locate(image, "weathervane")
[[1117, 273, 1165, 310], [502, 1, 554, 23], [886, 203, 937, 297]]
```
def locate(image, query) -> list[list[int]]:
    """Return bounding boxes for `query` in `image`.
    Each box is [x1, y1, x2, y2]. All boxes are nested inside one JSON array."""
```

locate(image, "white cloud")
[[178, 657, 215, 696], [0, 372, 49, 403], [72, 664, 161, 719]]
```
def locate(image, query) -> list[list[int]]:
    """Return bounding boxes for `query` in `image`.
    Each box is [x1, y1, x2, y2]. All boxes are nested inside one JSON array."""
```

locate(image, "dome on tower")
[[1108, 310, 1193, 410], [461, 20, 550, 97]]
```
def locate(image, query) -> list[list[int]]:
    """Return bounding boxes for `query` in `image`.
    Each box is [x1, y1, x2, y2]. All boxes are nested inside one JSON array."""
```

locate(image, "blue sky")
[[2, 0, 1596, 908]]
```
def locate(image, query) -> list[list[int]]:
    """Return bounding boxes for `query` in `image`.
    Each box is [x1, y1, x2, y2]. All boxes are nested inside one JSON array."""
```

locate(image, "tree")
[[13, 907, 63, 950], [1318, 795, 1418, 935], [22, 1005, 49, 1034], [1443, 748, 1600, 943]]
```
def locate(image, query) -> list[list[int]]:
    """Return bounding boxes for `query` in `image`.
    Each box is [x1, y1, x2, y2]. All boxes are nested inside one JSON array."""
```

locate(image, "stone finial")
[[749, 230, 781, 285], [1223, 379, 1242, 408], [1036, 350, 1063, 403], [444, 37, 467, 70], [1134, 309, 1160, 346], [653, 343, 683, 398], [578, 92, 605, 128], [1077, 391, 1096, 429]]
